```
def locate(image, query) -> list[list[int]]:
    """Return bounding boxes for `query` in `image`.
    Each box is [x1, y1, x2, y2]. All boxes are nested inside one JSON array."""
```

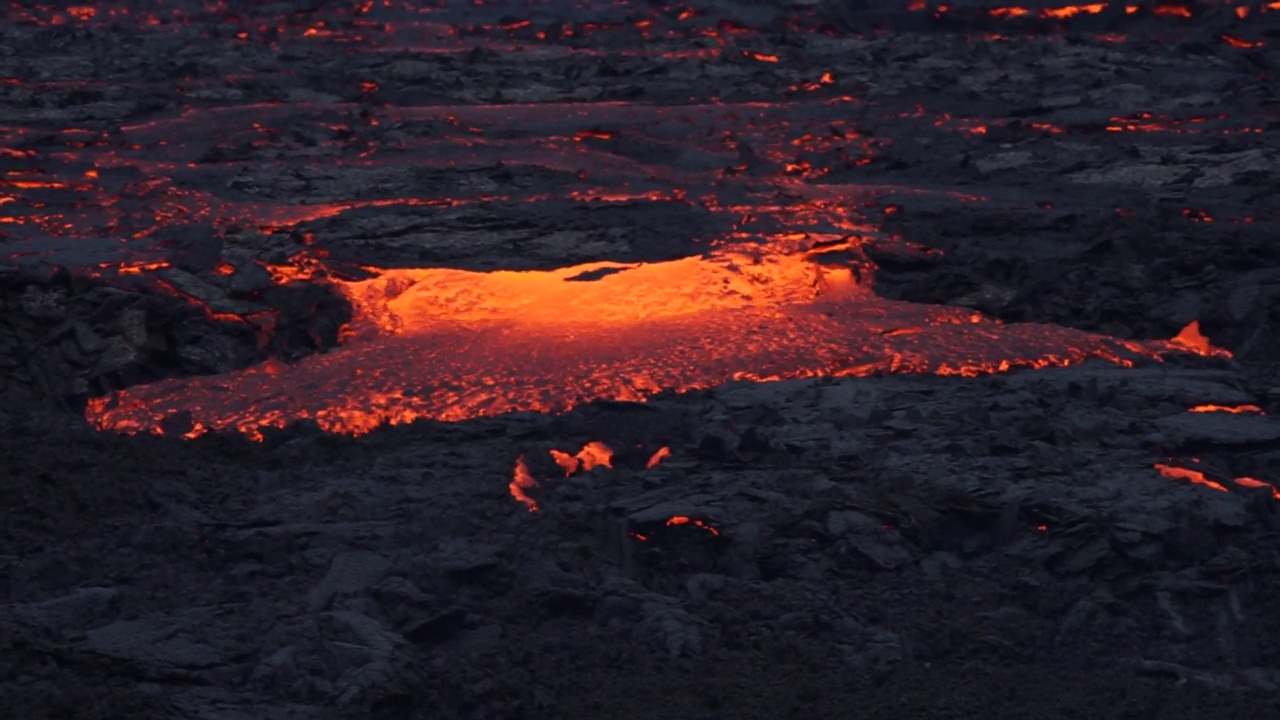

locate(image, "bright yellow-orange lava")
[[84, 239, 1231, 441]]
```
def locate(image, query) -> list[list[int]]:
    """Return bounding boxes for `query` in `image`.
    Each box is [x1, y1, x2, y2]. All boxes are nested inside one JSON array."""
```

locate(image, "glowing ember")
[[510, 455, 539, 512], [645, 446, 672, 469], [1188, 404, 1264, 415]]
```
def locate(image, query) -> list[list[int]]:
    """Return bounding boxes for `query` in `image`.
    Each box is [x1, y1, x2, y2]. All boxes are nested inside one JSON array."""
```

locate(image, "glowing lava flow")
[[510, 456, 539, 512], [1189, 404, 1264, 414], [666, 515, 720, 536], [32, 1, 1236, 442], [1155, 462, 1280, 499], [511, 441, 613, 510], [550, 441, 614, 477], [86, 239, 1226, 441], [646, 446, 672, 469]]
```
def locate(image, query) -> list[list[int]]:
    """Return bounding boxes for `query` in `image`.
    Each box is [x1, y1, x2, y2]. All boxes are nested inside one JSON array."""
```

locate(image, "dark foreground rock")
[[6, 363, 1280, 718]]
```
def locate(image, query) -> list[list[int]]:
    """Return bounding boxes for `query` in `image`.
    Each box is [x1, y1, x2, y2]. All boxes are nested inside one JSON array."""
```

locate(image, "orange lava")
[[1154, 462, 1228, 493], [646, 446, 672, 469], [1154, 463, 1280, 499], [550, 441, 614, 477], [666, 516, 720, 536], [85, 245, 1231, 440], [548, 450, 577, 477], [510, 455, 539, 512], [1170, 321, 1225, 358], [1233, 477, 1280, 500], [20, 4, 1236, 443], [975, 2, 1212, 20], [1043, 4, 1106, 19], [1188, 404, 1264, 415], [1223, 35, 1265, 49]]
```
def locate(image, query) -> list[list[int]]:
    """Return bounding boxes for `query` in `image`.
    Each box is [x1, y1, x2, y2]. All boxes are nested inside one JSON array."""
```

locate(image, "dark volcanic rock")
[[2, 1, 1280, 719]]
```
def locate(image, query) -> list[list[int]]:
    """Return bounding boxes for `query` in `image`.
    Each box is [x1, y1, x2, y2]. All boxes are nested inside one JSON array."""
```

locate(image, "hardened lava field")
[[3, 2, 1280, 719]]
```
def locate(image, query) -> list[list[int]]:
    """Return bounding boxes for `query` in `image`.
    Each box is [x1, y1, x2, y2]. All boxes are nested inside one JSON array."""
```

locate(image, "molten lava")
[[646, 446, 672, 469], [1154, 462, 1229, 493], [85, 243, 1224, 440], [550, 441, 615, 477], [666, 515, 720, 536], [1233, 477, 1280, 499], [510, 455, 539, 512], [630, 516, 721, 540], [1154, 462, 1280, 500], [84, 242, 1231, 441], [508, 441, 616, 510], [0, 0, 1241, 442], [1170, 321, 1223, 358]]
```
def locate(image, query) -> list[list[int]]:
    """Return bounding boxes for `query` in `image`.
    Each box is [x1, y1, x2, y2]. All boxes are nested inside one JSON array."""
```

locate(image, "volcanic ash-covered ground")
[[4, 1, 1280, 718]]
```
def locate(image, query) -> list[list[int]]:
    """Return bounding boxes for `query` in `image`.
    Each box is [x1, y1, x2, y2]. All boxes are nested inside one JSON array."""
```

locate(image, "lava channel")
[[85, 241, 1223, 441]]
